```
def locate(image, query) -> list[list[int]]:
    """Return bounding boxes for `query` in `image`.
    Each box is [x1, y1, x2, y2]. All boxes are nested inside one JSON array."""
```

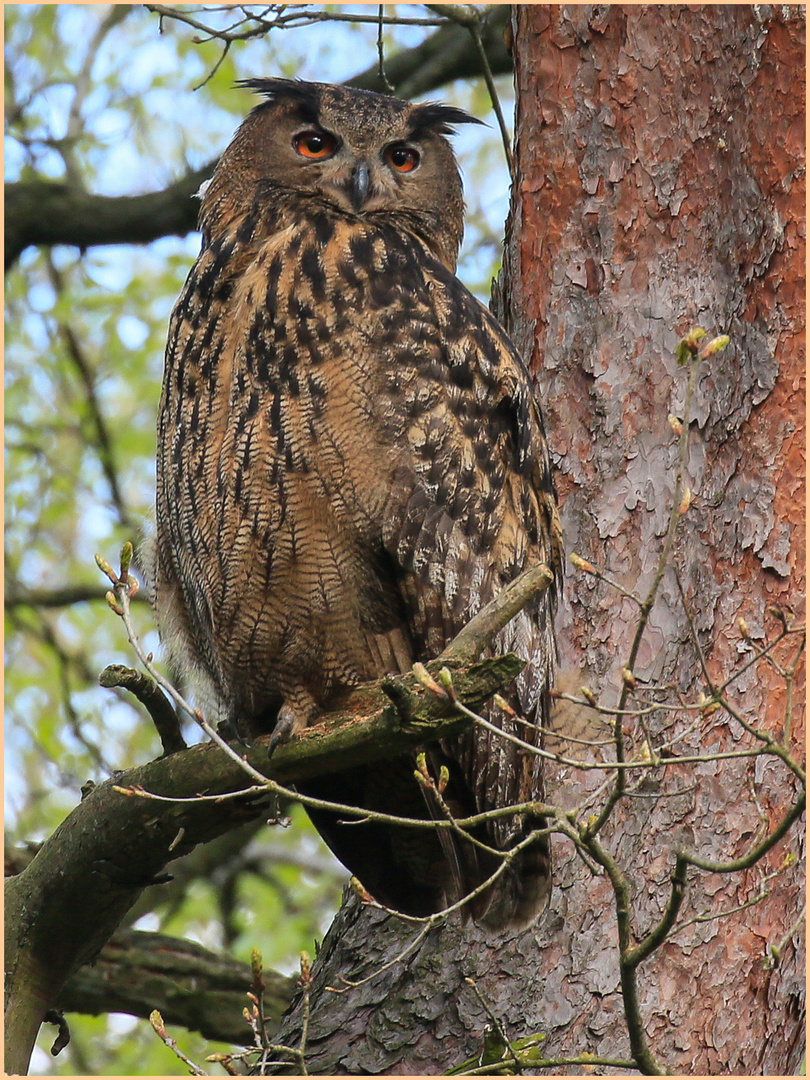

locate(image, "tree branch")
[[99, 664, 186, 756], [346, 5, 511, 98], [4, 582, 150, 609], [55, 929, 296, 1047], [440, 562, 553, 665], [4, 167, 212, 271], [3, 652, 521, 1075]]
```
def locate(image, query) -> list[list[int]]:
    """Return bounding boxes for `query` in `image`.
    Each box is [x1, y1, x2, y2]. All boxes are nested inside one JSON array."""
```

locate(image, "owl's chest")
[[165, 235, 411, 554], [188, 227, 442, 473]]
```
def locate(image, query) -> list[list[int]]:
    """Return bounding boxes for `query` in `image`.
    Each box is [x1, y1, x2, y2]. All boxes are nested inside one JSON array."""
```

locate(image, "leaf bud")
[[700, 334, 730, 359], [105, 591, 123, 616], [570, 552, 597, 574]]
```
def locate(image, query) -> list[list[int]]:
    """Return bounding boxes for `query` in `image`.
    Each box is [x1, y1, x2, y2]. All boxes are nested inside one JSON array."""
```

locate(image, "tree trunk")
[[269, 6, 805, 1074]]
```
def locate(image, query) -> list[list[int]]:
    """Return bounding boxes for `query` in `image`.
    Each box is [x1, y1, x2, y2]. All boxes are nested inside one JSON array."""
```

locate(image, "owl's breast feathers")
[[155, 199, 562, 925]]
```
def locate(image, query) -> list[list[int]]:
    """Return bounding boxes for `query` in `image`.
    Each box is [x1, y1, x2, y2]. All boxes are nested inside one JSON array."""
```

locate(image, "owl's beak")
[[349, 161, 371, 211]]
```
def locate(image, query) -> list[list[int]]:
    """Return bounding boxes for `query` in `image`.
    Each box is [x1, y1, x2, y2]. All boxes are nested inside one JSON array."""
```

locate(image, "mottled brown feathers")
[[154, 80, 562, 928]]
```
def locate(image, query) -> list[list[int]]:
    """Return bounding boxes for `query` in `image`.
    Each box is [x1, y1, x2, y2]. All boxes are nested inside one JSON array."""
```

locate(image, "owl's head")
[[202, 78, 484, 270]]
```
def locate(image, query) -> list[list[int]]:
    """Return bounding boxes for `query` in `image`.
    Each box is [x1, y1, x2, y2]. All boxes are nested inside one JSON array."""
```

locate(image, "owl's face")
[[203, 79, 483, 269]]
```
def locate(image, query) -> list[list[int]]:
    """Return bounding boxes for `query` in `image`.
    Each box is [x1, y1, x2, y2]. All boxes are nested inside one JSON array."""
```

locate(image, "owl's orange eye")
[[385, 144, 420, 173], [293, 130, 338, 160]]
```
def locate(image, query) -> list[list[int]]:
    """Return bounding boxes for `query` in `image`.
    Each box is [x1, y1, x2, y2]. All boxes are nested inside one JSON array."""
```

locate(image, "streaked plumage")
[[154, 79, 562, 927]]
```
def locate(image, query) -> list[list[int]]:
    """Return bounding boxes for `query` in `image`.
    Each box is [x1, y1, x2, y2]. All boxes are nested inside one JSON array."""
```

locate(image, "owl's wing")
[[368, 250, 562, 927], [286, 227, 562, 926]]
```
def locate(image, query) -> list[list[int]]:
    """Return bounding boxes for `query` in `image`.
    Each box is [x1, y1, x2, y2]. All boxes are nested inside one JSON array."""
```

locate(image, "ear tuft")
[[408, 102, 487, 138], [236, 78, 321, 123]]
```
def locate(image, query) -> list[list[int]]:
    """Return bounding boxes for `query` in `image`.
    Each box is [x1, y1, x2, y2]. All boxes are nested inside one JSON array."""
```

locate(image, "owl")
[[153, 78, 562, 929]]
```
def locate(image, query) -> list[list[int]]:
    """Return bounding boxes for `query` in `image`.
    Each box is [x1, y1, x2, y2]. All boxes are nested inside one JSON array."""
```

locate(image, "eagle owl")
[[154, 79, 562, 929]]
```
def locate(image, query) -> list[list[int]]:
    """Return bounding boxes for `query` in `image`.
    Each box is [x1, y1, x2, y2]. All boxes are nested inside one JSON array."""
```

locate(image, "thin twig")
[[424, 5, 514, 174], [327, 922, 435, 992], [458, 1056, 640, 1076], [295, 952, 311, 1075], [463, 978, 523, 1075], [469, 22, 513, 176], [670, 883, 778, 939], [764, 904, 806, 970], [376, 4, 395, 92], [146, 4, 445, 42], [45, 255, 134, 531], [674, 566, 806, 785], [191, 37, 231, 91], [63, 5, 132, 184], [584, 343, 703, 842], [464, 694, 772, 772], [149, 1010, 207, 1075], [111, 576, 272, 787], [679, 788, 806, 875]]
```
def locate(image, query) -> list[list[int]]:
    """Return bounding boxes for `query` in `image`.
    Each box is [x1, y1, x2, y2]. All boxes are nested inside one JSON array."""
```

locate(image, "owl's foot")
[[266, 694, 319, 759], [218, 716, 252, 748], [266, 706, 300, 758]]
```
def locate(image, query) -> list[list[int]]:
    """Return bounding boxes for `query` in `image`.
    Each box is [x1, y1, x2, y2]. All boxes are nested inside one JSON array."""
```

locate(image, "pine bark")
[[270, 6, 805, 1074]]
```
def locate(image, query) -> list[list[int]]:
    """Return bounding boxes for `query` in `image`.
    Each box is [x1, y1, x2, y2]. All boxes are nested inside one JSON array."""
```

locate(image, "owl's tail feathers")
[[470, 825, 552, 931]]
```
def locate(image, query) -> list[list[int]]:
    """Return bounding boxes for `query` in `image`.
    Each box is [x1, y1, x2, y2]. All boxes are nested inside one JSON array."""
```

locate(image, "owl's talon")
[[266, 705, 301, 759], [218, 717, 252, 748]]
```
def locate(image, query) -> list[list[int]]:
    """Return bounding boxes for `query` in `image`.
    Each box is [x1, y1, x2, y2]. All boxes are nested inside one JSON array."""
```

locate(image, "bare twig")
[[63, 6, 132, 183], [149, 1010, 207, 1075], [678, 788, 806, 875], [114, 780, 555, 847], [296, 952, 312, 1076], [376, 4, 395, 93], [425, 4, 514, 174], [45, 255, 134, 532], [326, 921, 434, 992], [670, 871, 784, 939], [674, 566, 806, 785], [146, 4, 446, 41], [463, 978, 523, 1074], [584, 333, 718, 843], [440, 562, 554, 664], [451, 1054, 640, 1076], [104, 563, 272, 788], [763, 903, 806, 970]]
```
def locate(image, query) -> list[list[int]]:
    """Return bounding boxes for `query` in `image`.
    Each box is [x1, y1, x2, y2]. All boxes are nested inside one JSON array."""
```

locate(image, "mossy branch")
[[3, 643, 523, 1075], [55, 929, 296, 1047]]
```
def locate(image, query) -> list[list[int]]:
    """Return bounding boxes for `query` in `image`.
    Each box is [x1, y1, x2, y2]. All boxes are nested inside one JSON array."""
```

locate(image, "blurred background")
[[4, 4, 513, 1072]]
